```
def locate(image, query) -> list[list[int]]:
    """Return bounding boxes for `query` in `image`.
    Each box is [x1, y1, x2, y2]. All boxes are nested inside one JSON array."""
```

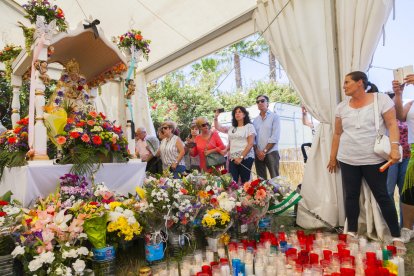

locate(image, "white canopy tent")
[[0, 0, 394, 237]]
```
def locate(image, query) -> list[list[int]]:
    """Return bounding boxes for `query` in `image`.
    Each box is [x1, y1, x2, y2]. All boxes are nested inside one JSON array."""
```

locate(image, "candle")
[[218, 247, 226, 259], [206, 250, 214, 263], [255, 264, 264, 276], [266, 265, 275, 276], [245, 263, 253, 276]]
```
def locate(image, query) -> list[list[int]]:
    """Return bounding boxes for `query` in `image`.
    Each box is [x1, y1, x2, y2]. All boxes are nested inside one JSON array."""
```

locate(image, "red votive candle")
[[323, 249, 332, 260], [309, 253, 319, 264]]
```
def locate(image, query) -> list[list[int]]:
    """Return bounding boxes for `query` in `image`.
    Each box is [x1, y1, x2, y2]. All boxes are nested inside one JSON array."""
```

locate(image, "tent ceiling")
[[4, 0, 257, 78]]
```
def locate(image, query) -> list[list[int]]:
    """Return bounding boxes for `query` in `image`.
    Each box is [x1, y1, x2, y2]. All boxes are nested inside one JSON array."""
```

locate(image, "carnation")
[[28, 258, 43, 272], [11, 245, 25, 257], [72, 259, 86, 273]]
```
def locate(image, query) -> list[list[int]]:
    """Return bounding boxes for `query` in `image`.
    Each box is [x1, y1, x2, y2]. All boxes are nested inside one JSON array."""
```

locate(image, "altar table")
[[0, 159, 146, 206]]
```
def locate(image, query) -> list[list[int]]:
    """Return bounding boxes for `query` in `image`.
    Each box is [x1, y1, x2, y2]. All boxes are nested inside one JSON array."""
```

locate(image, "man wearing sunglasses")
[[253, 95, 281, 179]]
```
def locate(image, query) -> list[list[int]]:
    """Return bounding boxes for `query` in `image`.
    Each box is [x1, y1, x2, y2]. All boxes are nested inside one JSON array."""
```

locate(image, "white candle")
[[206, 250, 214, 263], [245, 263, 254, 276], [255, 264, 264, 276], [218, 247, 226, 258]]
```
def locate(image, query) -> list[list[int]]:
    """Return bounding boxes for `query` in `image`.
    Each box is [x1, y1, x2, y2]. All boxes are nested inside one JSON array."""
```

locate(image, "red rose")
[[210, 198, 218, 206], [92, 135, 102, 145], [99, 112, 106, 119], [76, 121, 85, 127], [0, 201, 8, 206], [251, 179, 261, 188], [25, 218, 32, 225], [236, 206, 243, 213], [180, 188, 188, 195], [7, 137, 17, 144], [247, 187, 255, 196], [257, 186, 266, 191], [13, 127, 21, 134], [113, 126, 122, 134], [70, 132, 81, 139], [89, 202, 99, 206], [221, 169, 228, 175], [0, 211, 6, 217], [67, 118, 74, 124], [207, 190, 214, 195]]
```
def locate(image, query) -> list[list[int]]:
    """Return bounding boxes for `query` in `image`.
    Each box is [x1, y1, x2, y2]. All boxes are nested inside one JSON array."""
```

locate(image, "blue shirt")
[[253, 110, 281, 153]]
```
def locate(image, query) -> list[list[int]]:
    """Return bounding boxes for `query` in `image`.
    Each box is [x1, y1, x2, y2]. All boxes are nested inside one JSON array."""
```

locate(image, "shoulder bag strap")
[[373, 93, 380, 135]]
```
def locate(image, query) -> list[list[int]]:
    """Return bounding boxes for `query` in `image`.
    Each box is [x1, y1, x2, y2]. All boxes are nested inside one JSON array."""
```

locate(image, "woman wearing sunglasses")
[[157, 121, 186, 178], [191, 117, 226, 172]]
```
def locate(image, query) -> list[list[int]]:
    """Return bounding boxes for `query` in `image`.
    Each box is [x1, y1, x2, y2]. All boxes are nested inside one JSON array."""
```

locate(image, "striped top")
[[160, 135, 185, 169]]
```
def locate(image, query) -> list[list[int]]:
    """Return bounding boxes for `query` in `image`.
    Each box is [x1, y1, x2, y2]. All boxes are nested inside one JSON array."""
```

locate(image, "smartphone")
[[393, 65, 413, 83], [215, 108, 225, 113]]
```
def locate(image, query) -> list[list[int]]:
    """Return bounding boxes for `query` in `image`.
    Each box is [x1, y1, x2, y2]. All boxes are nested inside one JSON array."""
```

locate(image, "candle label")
[[145, 242, 164, 262]]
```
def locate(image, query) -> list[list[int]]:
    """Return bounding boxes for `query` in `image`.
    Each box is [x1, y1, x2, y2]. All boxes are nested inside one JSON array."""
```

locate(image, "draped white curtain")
[[95, 73, 155, 137], [254, 0, 393, 235]]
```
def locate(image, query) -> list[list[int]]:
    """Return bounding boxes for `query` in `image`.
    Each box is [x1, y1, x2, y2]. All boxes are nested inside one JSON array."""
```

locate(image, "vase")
[[0, 254, 15, 276], [91, 258, 116, 276], [207, 237, 219, 252]]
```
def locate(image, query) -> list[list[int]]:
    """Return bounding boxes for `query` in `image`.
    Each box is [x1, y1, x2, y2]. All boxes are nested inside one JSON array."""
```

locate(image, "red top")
[[398, 121, 410, 159], [191, 131, 226, 171]]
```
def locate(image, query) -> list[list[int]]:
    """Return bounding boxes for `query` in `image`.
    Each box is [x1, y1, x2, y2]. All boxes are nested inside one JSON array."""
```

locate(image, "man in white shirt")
[[135, 127, 160, 174], [253, 95, 281, 179]]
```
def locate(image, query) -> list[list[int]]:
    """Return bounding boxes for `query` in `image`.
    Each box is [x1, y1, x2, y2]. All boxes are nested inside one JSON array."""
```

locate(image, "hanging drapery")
[[134, 72, 156, 137], [254, 0, 393, 238]]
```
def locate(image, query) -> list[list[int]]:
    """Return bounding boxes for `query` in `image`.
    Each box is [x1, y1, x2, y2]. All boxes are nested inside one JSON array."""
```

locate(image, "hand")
[[214, 110, 220, 120], [389, 147, 401, 164], [392, 80, 404, 96], [234, 157, 242, 165], [171, 162, 177, 170], [327, 158, 338, 173], [256, 150, 265, 161], [205, 149, 213, 156], [404, 74, 414, 85]]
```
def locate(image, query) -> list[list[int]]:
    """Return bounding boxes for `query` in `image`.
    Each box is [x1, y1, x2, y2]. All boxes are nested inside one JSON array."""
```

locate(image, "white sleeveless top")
[[406, 102, 414, 144]]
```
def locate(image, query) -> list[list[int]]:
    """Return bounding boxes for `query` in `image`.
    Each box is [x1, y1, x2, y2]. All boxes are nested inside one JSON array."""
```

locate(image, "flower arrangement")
[[0, 44, 22, 63], [88, 62, 127, 88], [115, 29, 151, 60], [59, 173, 91, 208], [107, 202, 142, 242], [0, 118, 29, 177], [0, 191, 22, 255], [201, 208, 232, 237], [22, 0, 68, 32], [56, 110, 129, 175], [12, 193, 92, 275]]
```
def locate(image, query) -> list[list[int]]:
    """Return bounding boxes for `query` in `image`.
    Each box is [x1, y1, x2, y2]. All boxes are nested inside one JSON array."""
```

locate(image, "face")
[[135, 129, 146, 140], [161, 125, 172, 136], [234, 108, 245, 121], [198, 120, 210, 132], [190, 126, 199, 135], [343, 76, 362, 96], [256, 96, 268, 111]]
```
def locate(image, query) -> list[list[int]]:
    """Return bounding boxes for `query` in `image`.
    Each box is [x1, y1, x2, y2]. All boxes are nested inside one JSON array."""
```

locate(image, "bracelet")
[[391, 141, 400, 145]]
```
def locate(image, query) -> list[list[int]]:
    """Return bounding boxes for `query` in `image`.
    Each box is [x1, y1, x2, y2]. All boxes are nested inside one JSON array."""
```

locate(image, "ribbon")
[[83, 19, 100, 39], [28, 33, 46, 151], [267, 191, 302, 215]]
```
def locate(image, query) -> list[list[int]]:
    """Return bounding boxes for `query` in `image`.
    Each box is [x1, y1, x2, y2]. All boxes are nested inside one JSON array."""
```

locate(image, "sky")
[[197, 0, 414, 98]]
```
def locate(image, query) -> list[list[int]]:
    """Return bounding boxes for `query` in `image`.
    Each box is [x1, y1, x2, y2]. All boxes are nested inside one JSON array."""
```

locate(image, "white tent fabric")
[[133, 72, 156, 136], [254, 0, 393, 239]]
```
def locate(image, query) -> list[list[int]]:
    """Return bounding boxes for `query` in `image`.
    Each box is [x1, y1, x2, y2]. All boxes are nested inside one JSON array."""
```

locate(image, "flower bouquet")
[[0, 44, 22, 80], [12, 193, 93, 275], [114, 29, 151, 60], [55, 110, 130, 175], [0, 191, 22, 256], [234, 179, 274, 239], [0, 118, 29, 177], [59, 173, 91, 208], [201, 208, 232, 252], [22, 0, 68, 32]]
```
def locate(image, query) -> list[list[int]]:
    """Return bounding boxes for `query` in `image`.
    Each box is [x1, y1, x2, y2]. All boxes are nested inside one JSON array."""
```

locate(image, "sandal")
[[391, 237, 407, 256]]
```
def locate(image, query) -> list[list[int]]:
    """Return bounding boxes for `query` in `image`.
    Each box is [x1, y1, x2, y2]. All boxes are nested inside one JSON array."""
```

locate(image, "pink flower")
[[243, 183, 251, 192], [255, 189, 267, 201]]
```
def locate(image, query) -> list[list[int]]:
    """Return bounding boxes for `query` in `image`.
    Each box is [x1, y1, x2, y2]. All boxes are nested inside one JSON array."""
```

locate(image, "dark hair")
[[255, 95, 269, 102], [125, 79, 134, 88], [231, 106, 251, 127], [366, 82, 379, 93], [346, 71, 369, 89]]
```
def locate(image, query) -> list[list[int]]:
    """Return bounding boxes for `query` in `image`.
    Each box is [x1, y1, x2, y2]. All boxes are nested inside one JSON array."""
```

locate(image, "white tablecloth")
[[0, 160, 146, 206]]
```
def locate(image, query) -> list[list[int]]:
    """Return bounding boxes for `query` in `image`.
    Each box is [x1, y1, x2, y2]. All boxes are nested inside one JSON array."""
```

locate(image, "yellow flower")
[[135, 187, 146, 199], [109, 201, 122, 210]]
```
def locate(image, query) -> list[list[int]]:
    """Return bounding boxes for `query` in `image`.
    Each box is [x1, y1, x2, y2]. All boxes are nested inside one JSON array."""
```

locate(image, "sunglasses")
[[256, 99, 267, 104], [200, 123, 209, 127]]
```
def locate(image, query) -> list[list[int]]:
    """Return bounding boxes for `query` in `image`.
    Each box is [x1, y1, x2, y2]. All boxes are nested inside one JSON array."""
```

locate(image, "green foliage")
[[0, 150, 27, 179], [0, 73, 13, 129]]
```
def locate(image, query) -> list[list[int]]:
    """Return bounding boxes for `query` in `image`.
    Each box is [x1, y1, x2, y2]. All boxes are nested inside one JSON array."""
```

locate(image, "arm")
[[171, 137, 186, 169], [234, 134, 255, 165], [302, 107, 314, 128], [205, 132, 226, 156], [213, 110, 230, 133], [383, 107, 401, 164], [327, 117, 343, 173], [392, 80, 413, 121], [257, 114, 279, 159]]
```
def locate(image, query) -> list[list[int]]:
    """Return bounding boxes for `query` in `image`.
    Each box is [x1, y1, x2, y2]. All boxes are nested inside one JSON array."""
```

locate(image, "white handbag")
[[373, 93, 402, 161]]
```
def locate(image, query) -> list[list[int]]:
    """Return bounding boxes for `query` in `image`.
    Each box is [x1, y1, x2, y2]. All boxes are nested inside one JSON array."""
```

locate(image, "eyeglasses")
[[256, 99, 266, 104], [200, 123, 209, 127], [162, 126, 170, 130]]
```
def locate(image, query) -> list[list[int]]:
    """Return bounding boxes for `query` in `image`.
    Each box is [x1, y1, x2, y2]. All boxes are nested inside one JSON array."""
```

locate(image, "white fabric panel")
[[0, 160, 146, 207], [254, 0, 344, 228], [95, 81, 123, 125], [133, 72, 156, 136]]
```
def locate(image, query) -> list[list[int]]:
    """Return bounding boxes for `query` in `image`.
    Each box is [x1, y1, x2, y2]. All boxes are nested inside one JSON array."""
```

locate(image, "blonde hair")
[[161, 120, 177, 131], [195, 117, 209, 128]]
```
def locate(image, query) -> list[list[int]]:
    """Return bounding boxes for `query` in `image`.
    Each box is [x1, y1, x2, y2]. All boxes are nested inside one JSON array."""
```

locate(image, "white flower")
[[78, 233, 88, 239], [62, 249, 78, 259], [28, 258, 43, 272], [127, 216, 137, 225], [123, 209, 134, 218], [72, 128, 84, 133], [115, 206, 124, 213], [39, 251, 55, 264], [55, 267, 63, 275], [64, 267, 73, 276], [0, 217, 5, 227], [11, 245, 25, 257], [76, 247, 89, 256], [91, 126, 103, 132], [53, 210, 72, 231], [72, 259, 86, 273], [4, 205, 20, 215], [112, 133, 119, 139]]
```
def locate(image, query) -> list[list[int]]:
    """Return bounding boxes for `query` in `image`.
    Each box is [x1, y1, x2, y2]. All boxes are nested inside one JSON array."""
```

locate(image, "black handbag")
[[205, 132, 225, 167]]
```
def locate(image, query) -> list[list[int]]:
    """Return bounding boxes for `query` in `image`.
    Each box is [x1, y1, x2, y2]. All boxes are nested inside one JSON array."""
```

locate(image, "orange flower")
[[67, 118, 74, 124], [87, 120, 95, 126], [56, 136, 66, 145], [198, 191, 209, 198], [89, 111, 97, 118], [135, 34, 143, 40], [92, 135, 102, 145], [70, 132, 81, 139], [255, 189, 267, 200], [13, 127, 21, 134], [81, 134, 90, 143]]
